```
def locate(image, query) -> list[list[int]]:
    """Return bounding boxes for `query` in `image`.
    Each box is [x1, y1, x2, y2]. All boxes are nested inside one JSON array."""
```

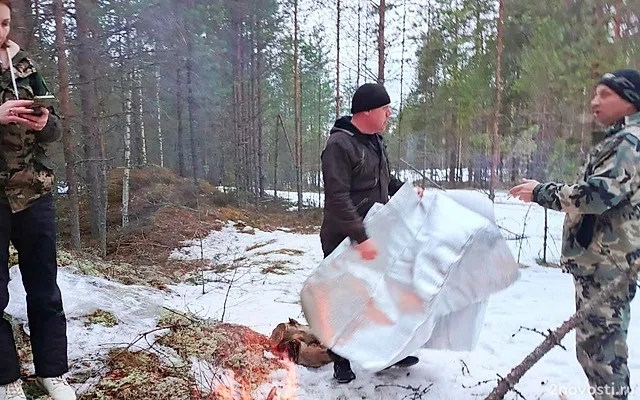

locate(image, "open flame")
[[278, 360, 298, 400], [213, 361, 298, 400], [214, 383, 252, 400]]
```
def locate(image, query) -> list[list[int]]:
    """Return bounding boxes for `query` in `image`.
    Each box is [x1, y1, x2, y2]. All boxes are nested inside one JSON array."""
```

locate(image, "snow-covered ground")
[[7, 190, 640, 400], [251, 186, 532, 211]]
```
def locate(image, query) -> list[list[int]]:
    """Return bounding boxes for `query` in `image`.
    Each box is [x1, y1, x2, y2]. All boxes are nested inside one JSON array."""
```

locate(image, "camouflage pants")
[[574, 272, 636, 400]]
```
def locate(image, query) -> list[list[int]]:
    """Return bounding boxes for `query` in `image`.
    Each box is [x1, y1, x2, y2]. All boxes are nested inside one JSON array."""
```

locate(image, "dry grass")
[[156, 312, 283, 391], [83, 310, 119, 328], [4, 313, 33, 366], [255, 248, 304, 257], [74, 308, 287, 399], [79, 349, 196, 400], [260, 261, 294, 275], [106, 206, 225, 266], [245, 240, 277, 252], [56, 165, 321, 287], [57, 249, 176, 289]]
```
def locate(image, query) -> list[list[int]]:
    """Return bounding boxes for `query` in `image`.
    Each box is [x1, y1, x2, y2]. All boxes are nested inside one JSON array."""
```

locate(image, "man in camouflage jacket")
[[510, 69, 640, 400]]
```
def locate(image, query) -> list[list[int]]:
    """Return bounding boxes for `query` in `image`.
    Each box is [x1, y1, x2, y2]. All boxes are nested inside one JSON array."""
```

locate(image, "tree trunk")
[[138, 71, 147, 165], [377, 0, 386, 84], [448, 147, 456, 185], [33, 0, 40, 46], [176, 66, 186, 176], [122, 76, 132, 227], [186, 34, 198, 187], [317, 77, 322, 204], [240, 40, 249, 192], [93, 78, 107, 258], [256, 19, 265, 198], [274, 116, 279, 198], [335, 0, 341, 118], [396, 0, 407, 176], [54, 0, 80, 249], [76, 0, 104, 249], [614, 0, 623, 40], [457, 137, 462, 182], [588, 2, 604, 143], [156, 65, 164, 167], [293, 0, 303, 211], [232, 14, 242, 192], [249, 25, 257, 195], [131, 68, 142, 166], [10, 1, 33, 51], [489, 0, 505, 201], [356, 0, 361, 87]]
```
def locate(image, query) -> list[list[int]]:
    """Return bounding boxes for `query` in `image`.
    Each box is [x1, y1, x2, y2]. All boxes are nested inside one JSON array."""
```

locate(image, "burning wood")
[[266, 387, 278, 400], [270, 318, 331, 368]]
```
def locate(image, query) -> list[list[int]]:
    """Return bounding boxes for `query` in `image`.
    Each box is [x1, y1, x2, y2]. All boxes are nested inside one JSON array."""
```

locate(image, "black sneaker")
[[384, 355, 419, 370], [333, 360, 356, 384]]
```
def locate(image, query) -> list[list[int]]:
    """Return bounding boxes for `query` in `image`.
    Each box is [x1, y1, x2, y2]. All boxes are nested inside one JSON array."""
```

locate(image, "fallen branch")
[[108, 325, 174, 363], [375, 383, 434, 400], [511, 326, 567, 351], [161, 306, 200, 324], [498, 225, 527, 241], [484, 263, 638, 400], [462, 378, 496, 389], [460, 359, 470, 376]]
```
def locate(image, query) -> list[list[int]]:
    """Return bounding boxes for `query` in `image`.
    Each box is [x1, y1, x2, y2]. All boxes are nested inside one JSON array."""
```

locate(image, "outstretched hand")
[[509, 179, 539, 203]]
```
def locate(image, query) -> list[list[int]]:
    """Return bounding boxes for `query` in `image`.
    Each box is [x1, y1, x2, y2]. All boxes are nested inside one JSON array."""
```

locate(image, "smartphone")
[[31, 95, 56, 116]]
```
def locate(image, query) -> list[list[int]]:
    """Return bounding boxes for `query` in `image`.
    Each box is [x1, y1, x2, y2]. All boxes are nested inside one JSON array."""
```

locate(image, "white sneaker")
[[36, 376, 76, 400], [0, 380, 26, 400]]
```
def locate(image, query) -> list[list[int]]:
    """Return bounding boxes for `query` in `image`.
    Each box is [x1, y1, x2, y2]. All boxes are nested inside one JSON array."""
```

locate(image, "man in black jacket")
[[320, 83, 423, 383]]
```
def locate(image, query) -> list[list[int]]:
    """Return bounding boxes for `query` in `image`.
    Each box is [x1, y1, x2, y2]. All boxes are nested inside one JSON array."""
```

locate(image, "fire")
[[212, 361, 298, 400], [279, 360, 298, 400], [213, 382, 253, 400]]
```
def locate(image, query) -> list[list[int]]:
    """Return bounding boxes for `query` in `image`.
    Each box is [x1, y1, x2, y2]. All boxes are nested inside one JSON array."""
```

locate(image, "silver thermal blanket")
[[300, 183, 520, 371]]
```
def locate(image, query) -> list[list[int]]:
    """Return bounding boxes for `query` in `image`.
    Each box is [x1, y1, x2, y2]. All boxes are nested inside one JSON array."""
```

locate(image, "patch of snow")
[[6, 267, 165, 362], [5, 193, 640, 399], [167, 222, 321, 333]]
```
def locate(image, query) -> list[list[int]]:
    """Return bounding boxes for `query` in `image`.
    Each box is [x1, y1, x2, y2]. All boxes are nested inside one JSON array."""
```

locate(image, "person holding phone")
[[0, 1, 75, 400]]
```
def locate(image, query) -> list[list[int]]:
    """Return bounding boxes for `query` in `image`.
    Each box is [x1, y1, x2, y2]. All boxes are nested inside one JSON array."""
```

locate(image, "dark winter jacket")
[[320, 116, 403, 247]]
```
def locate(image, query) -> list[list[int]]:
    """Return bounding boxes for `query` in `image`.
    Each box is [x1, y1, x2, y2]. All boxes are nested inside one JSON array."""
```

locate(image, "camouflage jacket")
[[0, 43, 61, 213], [533, 111, 640, 276]]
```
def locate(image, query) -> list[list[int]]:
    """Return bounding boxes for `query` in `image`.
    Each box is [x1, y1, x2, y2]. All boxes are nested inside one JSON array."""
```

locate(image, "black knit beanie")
[[598, 69, 640, 111], [351, 83, 391, 114]]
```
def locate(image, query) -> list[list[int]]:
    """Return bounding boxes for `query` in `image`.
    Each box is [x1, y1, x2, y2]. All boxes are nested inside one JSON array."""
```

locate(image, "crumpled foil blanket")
[[301, 183, 520, 371]]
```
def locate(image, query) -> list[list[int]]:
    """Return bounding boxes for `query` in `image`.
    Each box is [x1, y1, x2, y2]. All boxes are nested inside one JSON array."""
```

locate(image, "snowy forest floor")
[[6, 166, 640, 400]]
